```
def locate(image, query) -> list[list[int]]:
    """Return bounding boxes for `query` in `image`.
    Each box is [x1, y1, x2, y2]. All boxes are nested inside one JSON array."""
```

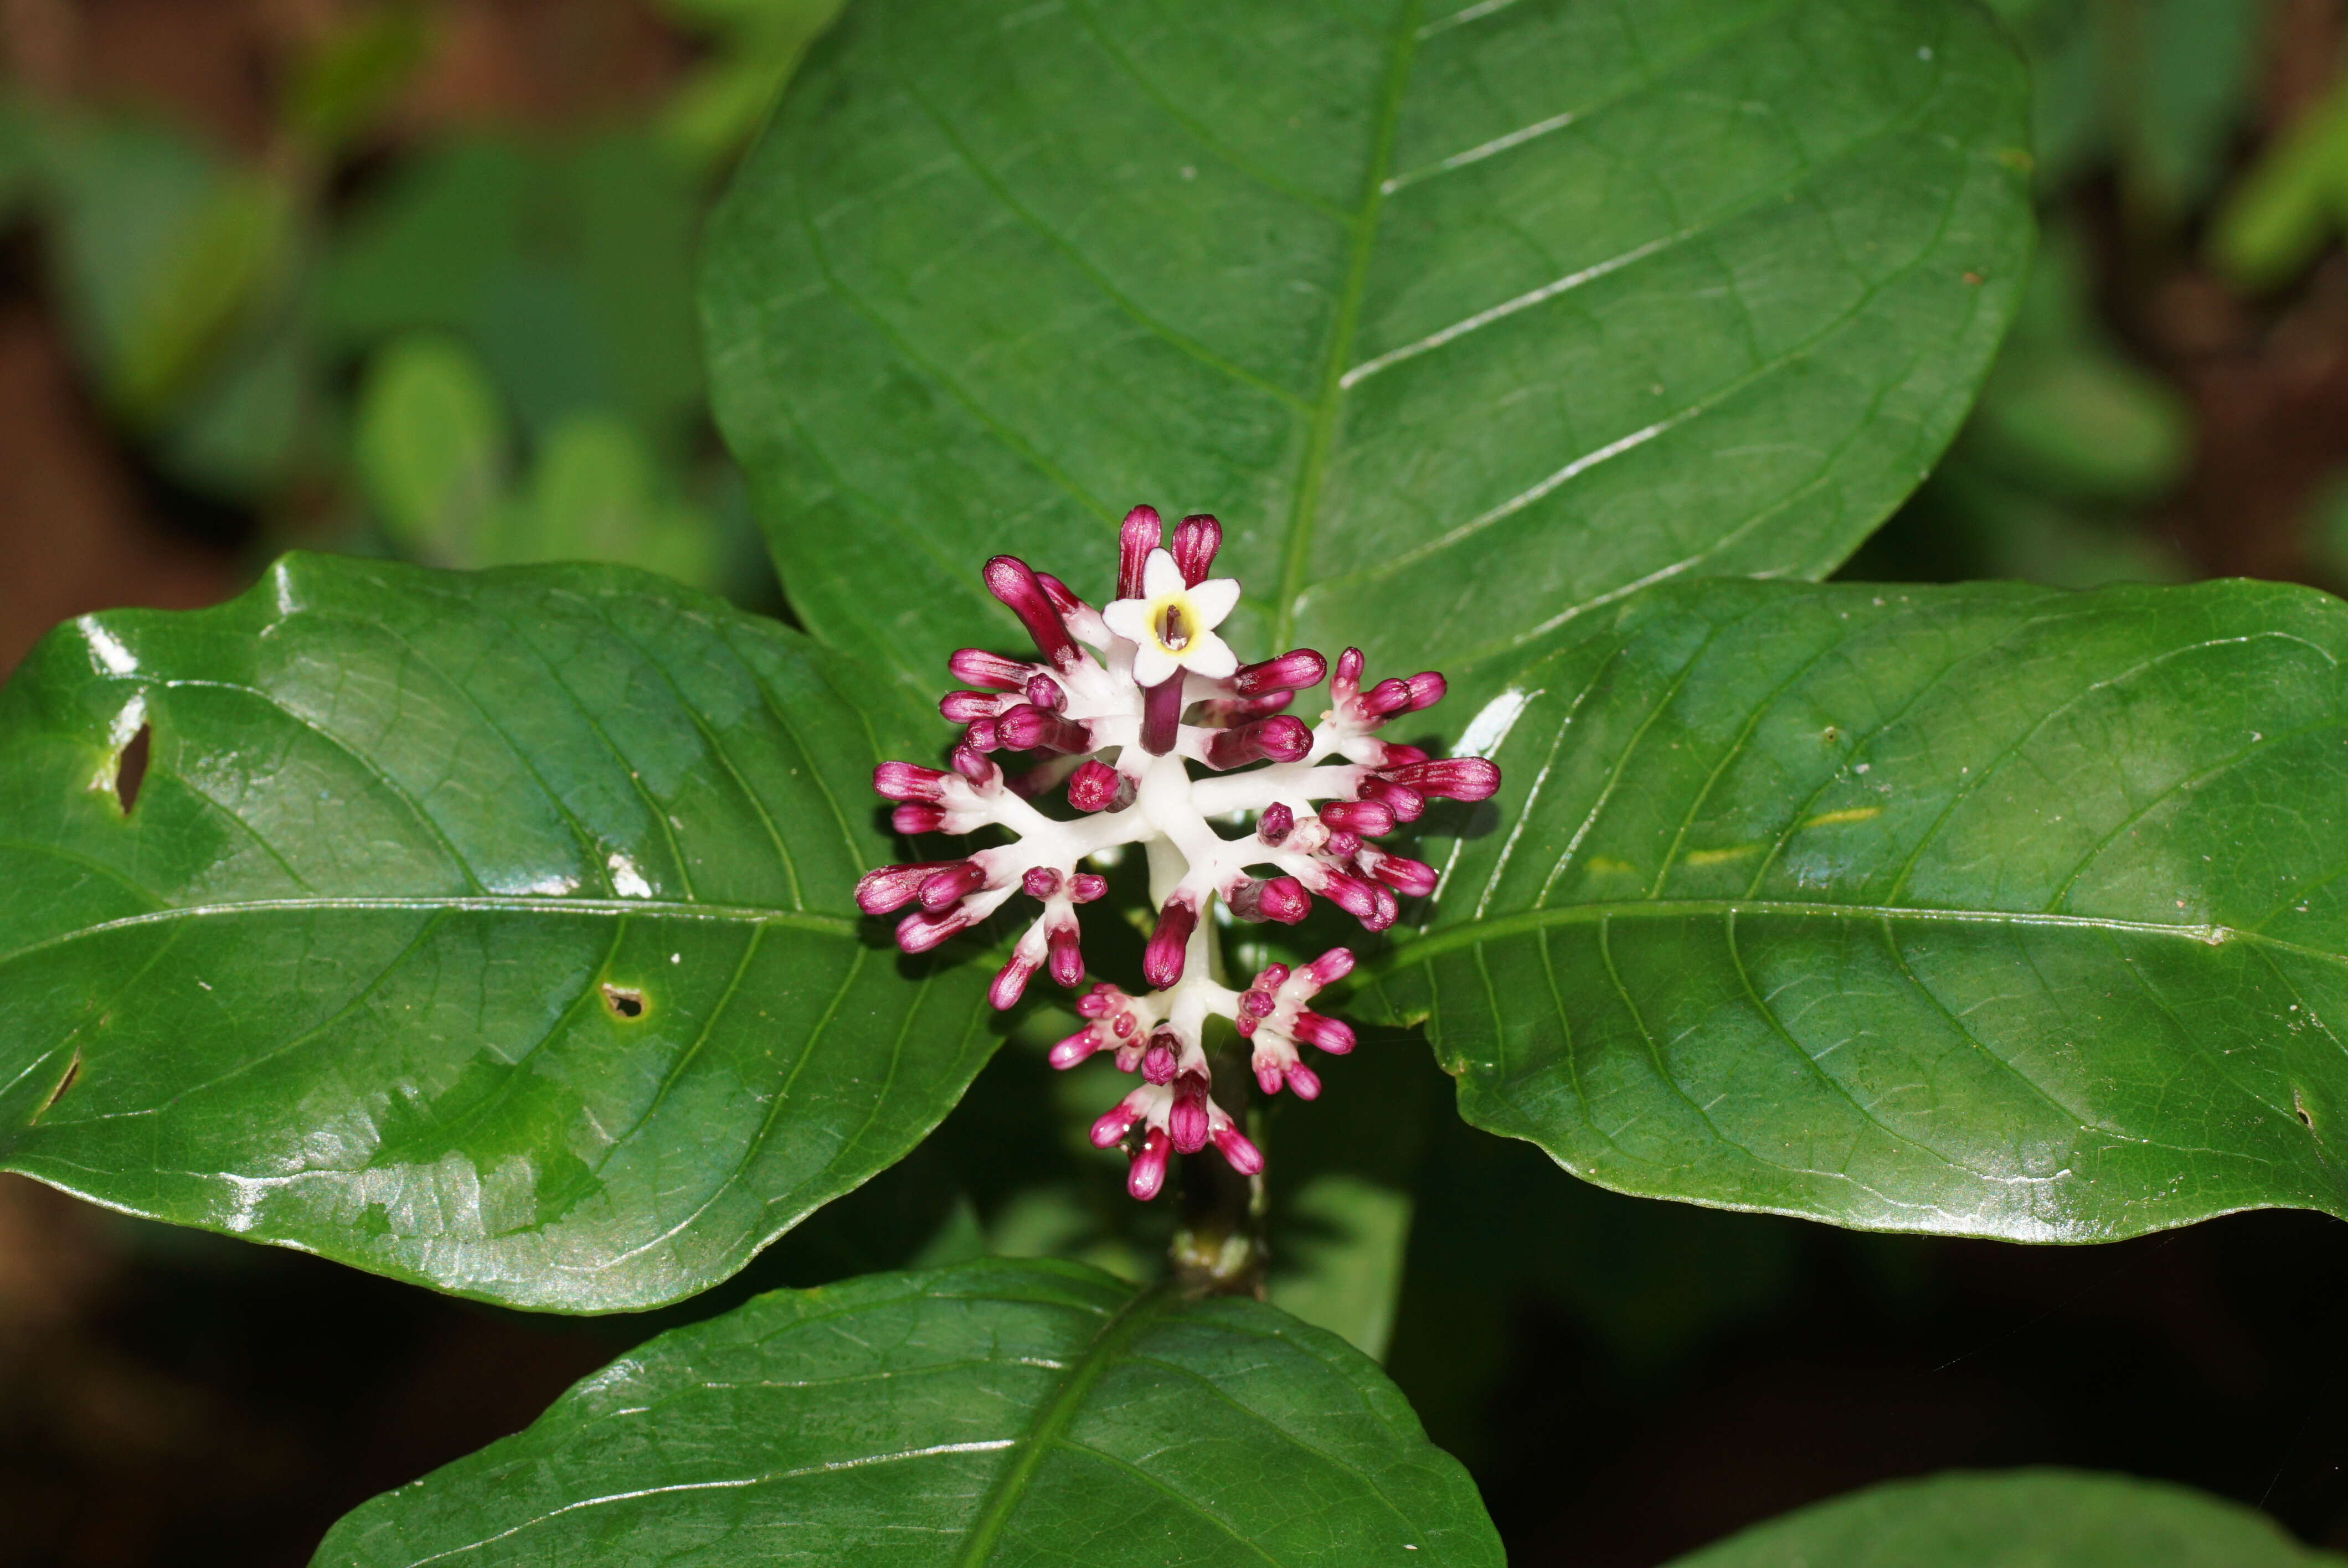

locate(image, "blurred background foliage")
[[9, 2, 2348, 1566]]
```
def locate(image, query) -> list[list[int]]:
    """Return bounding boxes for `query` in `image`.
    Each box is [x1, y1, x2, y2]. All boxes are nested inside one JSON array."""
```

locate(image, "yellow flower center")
[[1155, 599, 1193, 653]]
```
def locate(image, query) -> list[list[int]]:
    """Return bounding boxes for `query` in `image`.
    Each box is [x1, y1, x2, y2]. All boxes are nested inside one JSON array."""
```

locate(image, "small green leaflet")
[[313, 1258, 1503, 1566], [1378, 579, 2348, 1242], [0, 554, 998, 1312]]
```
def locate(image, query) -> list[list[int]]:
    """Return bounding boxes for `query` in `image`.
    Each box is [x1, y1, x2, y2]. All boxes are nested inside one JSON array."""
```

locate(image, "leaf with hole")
[[1376, 578, 2348, 1241], [0, 553, 999, 1311], [312, 1257, 1503, 1566], [1662, 1469, 2344, 1566], [704, 0, 2033, 705]]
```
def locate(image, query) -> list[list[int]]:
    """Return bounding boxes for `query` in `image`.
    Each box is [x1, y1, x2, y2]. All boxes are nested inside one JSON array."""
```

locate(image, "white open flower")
[[1100, 547, 1240, 687]]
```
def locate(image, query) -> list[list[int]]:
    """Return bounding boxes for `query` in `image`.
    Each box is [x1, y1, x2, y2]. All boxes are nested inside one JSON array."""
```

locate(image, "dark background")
[[6, 2, 2348, 1564]]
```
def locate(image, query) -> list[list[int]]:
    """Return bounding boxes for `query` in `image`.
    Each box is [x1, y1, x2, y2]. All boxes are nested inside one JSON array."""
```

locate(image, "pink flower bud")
[[940, 690, 1000, 723], [856, 860, 953, 915], [1285, 1062, 1321, 1100], [1257, 802, 1295, 846], [1232, 649, 1327, 697], [1170, 1072, 1210, 1153], [892, 804, 946, 835], [1368, 886, 1399, 931], [996, 704, 1091, 754], [1035, 572, 1083, 616], [1047, 923, 1085, 986], [1294, 1012, 1355, 1054], [1118, 505, 1163, 599], [1140, 672, 1184, 756], [1212, 1120, 1264, 1175], [990, 951, 1040, 1010], [1357, 777, 1425, 821], [1403, 672, 1446, 710], [947, 648, 1031, 691], [1067, 759, 1122, 812], [1025, 674, 1064, 710], [1383, 757, 1501, 801], [1091, 1093, 1145, 1146], [1075, 982, 1127, 1019], [1051, 1024, 1106, 1070], [1141, 1030, 1180, 1084], [1227, 875, 1310, 925], [872, 761, 948, 802], [1144, 896, 1198, 988], [918, 860, 988, 912], [1171, 513, 1222, 585], [1068, 873, 1108, 903], [983, 555, 1081, 670], [950, 744, 1001, 787], [1022, 866, 1062, 898], [1202, 715, 1312, 769], [964, 716, 1000, 751], [1299, 948, 1354, 988], [1321, 798, 1395, 835], [1379, 743, 1432, 768], [1127, 1127, 1172, 1200], [894, 906, 973, 953]]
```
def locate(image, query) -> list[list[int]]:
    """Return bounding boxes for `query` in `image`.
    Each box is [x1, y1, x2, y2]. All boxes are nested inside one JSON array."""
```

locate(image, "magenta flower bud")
[[1067, 759, 1121, 812], [941, 690, 999, 723], [947, 648, 1032, 691], [1144, 896, 1198, 988], [1332, 647, 1364, 694], [1075, 982, 1126, 1019], [1035, 572, 1083, 616], [856, 860, 954, 915], [1360, 677, 1414, 719], [1227, 876, 1310, 925], [1171, 513, 1222, 585], [1257, 802, 1295, 846], [1070, 873, 1108, 902], [1357, 777, 1425, 822], [1195, 692, 1296, 726], [1232, 649, 1327, 697], [1370, 853, 1436, 898], [918, 860, 989, 912], [1285, 1062, 1322, 1100], [1202, 714, 1311, 769], [1025, 674, 1064, 710], [1048, 923, 1085, 986], [950, 744, 1001, 787], [1141, 1031, 1180, 1084], [892, 804, 947, 835], [1383, 756, 1501, 801], [895, 906, 973, 953], [873, 761, 948, 802], [1140, 674, 1184, 756], [997, 704, 1092, 754], [1022, 866, 1062, 899], [1212, 1121, 1264, 1175], [1170, 1072, 1211, 1153], [1368, 886, 1399, 931], [1321, 798, 1396, 835], [983, 555, 1082, 670], [964, 716, 1000, 751], [1091, 1094, 1144, 1146], [1379, 743, 1432, 768], [1241, 989, 1278, 1019], [990, 951, 1041, 1010], [1051, 1023, 1106, 1070], [1324, 829, 1362, 860], [1295, 1012, 1355, 1054], [1299, 949, 1354, 988], [1128, 1127, 1172, 1200], [1311, 868, 1381, 924], [1119, 504, 1163, 599], [1254, 1060, 1282, 1093], [1403, 672, 1446, 710]]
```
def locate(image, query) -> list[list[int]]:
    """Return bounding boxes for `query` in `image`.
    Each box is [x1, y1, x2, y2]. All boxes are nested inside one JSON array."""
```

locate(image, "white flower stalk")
[[856, 506, 1502, 1199]]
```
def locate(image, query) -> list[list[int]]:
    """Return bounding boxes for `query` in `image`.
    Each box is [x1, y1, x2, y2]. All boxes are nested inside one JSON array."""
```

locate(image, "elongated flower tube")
[[859, 507, 1501, 1198]]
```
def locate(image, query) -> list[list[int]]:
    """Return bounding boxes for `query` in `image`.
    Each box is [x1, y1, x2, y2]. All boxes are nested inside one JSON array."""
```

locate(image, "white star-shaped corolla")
[[1101, 547, 1241, 688]]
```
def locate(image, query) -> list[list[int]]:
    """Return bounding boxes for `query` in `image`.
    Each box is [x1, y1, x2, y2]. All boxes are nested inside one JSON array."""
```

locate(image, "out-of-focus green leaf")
[[1268, 1173, 1412, 1360], [494, 412, 722, 589], [1382, 577, 2348, 1245], [2212, 76, 2348, 289], [2131, 0, 2262, 214], [354, 333, 511, 562], [705, 0, 2033, 706], [0, 553, 1003, 1312], [281, 2, 432, 157], [657, 0, 845, 169], [314, 1260, 1505, 1566], [325, 134, 702, 446], [1666, 1470, 2342, 1566]]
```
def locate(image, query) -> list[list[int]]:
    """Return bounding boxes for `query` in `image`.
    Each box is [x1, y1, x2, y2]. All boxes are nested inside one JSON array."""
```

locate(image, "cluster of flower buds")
[[856, 505, 1501, 1198]]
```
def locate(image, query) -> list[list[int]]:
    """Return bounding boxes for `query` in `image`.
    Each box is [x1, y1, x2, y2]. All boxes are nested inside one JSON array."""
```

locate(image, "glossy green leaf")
[[0, 553, 1000, 1311], [1665, 1469, 2340, 1566], [704, 0, 2032, 704], [313, 1258, 1503, 1566], [1378, 578, 2348, 1241]]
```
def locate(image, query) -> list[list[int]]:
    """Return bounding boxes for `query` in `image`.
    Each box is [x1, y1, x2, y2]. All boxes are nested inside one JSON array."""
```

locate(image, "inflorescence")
[[856, 507, 1500, 1200]]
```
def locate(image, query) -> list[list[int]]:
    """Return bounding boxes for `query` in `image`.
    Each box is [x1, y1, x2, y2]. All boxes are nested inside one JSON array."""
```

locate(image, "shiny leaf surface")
[[704, 0, 2031, 703], [1379, 579, 2348, 1241], [0, 554, 997, 1311], [314, 1258, 1503, 1566]]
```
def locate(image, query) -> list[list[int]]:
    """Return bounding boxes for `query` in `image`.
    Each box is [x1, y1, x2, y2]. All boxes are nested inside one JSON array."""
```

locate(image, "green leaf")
[[704, 0, 2032, 703], [494, 412, 723, 590], [0, 553, 1000, 1311], [2210, 74, 2348, 290], [313, 1258, 1503, 1566], [280, 2, 432, 158], [1664, 1469, 2341, 1566], [354, 333, 513, 562], [1377, 577, 2348, 1242]]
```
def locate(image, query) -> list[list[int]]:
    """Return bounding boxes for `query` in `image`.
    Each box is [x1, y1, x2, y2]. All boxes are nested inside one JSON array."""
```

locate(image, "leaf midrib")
[[0, 896, 863, 973], [1270, 0, 1422, 649], [1373, 897, 2337, 977]]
